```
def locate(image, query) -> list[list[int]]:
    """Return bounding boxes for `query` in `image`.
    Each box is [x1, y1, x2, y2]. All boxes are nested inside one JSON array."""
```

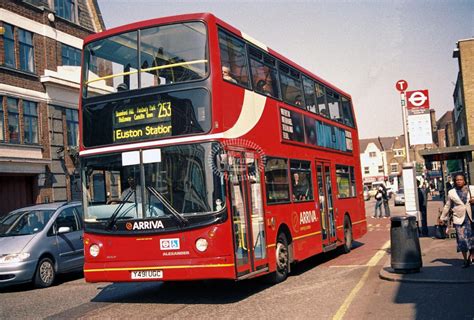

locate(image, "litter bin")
[[390, 215, 422, 273]]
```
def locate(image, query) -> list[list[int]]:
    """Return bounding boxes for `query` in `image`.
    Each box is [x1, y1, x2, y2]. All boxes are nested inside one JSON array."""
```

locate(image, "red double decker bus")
[[80, 13, 367, 283]]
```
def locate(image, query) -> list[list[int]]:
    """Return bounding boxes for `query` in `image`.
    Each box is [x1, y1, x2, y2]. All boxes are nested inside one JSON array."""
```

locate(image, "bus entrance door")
[[315, 161, 337, 250], [228, 151, 268, 279]]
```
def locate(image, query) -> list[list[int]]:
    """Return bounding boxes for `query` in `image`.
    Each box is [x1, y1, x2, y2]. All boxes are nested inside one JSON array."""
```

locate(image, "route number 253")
[[158, 102, 172, 118]]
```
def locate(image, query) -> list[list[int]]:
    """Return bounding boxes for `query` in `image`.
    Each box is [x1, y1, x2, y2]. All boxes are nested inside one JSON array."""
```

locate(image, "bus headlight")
[[89, 244, 100, 257], [195, 238, 208, 252]]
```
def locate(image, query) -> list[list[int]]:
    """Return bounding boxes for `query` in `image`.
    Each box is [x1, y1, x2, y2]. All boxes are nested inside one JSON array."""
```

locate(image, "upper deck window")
[[218, 30, 251, 88], [279, 63, 303, 108], [249, 47, 280, 99], [83, 22, 208, 98]]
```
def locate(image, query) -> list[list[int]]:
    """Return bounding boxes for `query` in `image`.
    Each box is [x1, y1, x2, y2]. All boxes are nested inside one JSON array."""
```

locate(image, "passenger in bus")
[[294, 95, 302, 107], [222, 66, 237, 83], [117, 83, 129, 92], [256, 79, 273, 96], [292, 172, 309, 201], [320, 108, 329, 117]]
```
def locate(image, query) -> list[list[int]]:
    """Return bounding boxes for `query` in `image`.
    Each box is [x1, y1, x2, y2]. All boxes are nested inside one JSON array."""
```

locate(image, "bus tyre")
[[34, 257, 55, 288], [342, 217, 353, 254], [270, 233, 289, 284]]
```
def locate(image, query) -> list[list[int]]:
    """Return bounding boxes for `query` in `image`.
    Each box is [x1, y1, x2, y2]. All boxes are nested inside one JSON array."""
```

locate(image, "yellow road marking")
[[329, 265, 368, 268], [332, 240, 390, 320]]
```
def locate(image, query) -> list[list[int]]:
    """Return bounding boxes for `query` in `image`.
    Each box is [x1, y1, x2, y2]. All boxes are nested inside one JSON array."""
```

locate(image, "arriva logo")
[[126, 220, 165, 231], [300, 210, 317, 225]]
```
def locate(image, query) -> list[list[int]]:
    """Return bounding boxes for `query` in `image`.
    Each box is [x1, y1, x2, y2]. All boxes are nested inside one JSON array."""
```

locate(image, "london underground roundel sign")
[[406, 90, 430, 109], [395, 80, 408, 92]]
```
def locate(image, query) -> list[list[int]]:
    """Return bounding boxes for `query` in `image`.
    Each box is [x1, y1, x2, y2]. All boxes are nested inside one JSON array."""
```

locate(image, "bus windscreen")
[[82, 22, 208, 97]]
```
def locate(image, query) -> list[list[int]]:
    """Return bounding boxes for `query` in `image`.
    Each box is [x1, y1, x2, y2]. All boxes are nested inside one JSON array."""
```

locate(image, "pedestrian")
[[381, 184, 390, 218], [445, 178, 453, 193], [373, 185, 384, 218], [439, 173, 474, 268], [417, 180, 428, 236]]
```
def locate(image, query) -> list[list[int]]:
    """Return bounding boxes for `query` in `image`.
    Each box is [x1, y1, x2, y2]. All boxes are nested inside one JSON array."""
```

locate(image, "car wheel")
[[269, 233, 289, 284], [34, 257, 55, 288], [342, 216, 353, 253]]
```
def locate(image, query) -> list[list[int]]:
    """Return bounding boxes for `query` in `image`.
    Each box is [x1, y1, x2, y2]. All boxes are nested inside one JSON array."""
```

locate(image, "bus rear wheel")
[[269, 233, 289, 284], [342, 217, 353, 253]]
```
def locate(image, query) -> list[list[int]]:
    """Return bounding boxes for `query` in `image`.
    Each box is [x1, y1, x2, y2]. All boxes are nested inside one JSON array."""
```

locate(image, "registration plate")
[[131, 270, 163, 279]]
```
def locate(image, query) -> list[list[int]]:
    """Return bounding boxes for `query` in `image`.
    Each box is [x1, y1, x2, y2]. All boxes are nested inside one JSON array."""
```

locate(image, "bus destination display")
[[113, 101, 172, 142]]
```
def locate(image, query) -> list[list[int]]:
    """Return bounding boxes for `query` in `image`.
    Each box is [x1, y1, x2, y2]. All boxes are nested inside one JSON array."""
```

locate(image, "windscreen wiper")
[[107, 190, 135, 229], [146, 186, 188, 227]]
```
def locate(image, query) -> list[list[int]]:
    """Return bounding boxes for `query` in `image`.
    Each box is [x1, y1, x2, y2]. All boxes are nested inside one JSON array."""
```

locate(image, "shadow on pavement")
[[90, 241, 366, 304], [91, 279, 272, 304], [0, 271, 84, 293], [393, 275, 474, 319]]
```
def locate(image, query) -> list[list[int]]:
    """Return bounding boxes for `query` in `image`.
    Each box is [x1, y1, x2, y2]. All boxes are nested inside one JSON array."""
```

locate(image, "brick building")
[[0, 0, 104, 216], [452, 38, 474, 179]]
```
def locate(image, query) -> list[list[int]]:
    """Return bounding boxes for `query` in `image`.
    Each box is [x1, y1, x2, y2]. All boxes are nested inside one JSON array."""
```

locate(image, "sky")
[[97, 0, 474, 139]]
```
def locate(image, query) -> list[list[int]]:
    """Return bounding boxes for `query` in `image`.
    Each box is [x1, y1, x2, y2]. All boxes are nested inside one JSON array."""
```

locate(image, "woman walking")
[[440, 173, 474, 268]]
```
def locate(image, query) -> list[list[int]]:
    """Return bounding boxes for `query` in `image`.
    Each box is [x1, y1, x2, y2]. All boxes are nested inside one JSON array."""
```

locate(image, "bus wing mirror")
[[216, 153, 229, 172]]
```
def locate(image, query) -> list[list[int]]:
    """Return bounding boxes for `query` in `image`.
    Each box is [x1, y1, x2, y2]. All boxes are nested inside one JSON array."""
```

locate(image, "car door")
[[54, 206, 84, 272]]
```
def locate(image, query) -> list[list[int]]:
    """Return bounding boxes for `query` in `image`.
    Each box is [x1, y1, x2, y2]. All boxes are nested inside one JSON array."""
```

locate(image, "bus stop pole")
[[400, 92, 411, 163]]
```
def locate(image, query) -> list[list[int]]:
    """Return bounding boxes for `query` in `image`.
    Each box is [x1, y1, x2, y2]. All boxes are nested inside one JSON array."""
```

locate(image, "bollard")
[[390, 215, 422, 273]]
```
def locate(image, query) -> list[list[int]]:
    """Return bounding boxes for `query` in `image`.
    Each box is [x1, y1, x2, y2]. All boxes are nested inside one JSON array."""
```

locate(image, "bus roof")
[[83, 12, 352, 99]]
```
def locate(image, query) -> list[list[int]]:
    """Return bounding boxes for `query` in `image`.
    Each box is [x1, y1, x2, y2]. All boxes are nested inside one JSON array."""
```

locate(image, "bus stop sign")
[[395, 80, 408, 92], [406, 90, 430, 109]]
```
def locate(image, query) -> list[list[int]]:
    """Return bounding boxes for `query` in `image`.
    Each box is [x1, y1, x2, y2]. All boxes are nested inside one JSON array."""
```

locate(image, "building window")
[[391, 164, 398, 173], [7, 98, 20, 143], [0, 97, 4, 141], [3, 24, 15, 68], [369, 152, 376, 157], [61, 44, 81, 66], [66, 109, 78, 146], [18, 29, 34, 72], [364, 167, 369, 174], [23, 100, 38, 144], [394, 149, 405, 157], [378, 166, 384, 173], [55, 0, 76, 22]]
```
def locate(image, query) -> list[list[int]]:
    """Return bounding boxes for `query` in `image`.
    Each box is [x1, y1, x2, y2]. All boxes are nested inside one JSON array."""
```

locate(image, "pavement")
[[379, 195, 474, 284]]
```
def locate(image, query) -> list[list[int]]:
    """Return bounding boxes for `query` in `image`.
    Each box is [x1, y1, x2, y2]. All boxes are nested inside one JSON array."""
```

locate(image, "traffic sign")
[[406, 90, 429, 109], [395, 80, 408, 92]]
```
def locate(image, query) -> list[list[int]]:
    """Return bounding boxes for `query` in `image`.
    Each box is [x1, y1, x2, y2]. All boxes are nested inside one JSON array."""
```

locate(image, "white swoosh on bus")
[[222, 90, 267, 138], [79, 90, 267, 156]]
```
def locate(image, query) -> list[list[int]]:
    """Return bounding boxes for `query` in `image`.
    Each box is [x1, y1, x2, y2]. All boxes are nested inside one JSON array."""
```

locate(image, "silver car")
[[394, 189, 405, 206], [0, 202, 83, 288]]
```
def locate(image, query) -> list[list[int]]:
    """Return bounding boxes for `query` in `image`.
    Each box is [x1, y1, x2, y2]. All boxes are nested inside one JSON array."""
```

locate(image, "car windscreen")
[[0, 210, 55, 236]]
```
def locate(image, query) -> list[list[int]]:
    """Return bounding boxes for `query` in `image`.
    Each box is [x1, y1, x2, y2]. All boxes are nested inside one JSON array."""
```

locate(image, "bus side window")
[[341, 96, 355, 127], [315, 82, 328, 117], [218, 30, 251, 88], [290, 160, 313, 202]]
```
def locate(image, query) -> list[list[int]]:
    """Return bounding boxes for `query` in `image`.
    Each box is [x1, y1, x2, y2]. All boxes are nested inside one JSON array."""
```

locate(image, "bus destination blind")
[[113, 101, 172, 142]]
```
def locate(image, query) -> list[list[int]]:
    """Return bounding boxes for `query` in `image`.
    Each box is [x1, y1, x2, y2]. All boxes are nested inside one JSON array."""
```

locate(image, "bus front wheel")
[[269, 233, 289, 284]]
